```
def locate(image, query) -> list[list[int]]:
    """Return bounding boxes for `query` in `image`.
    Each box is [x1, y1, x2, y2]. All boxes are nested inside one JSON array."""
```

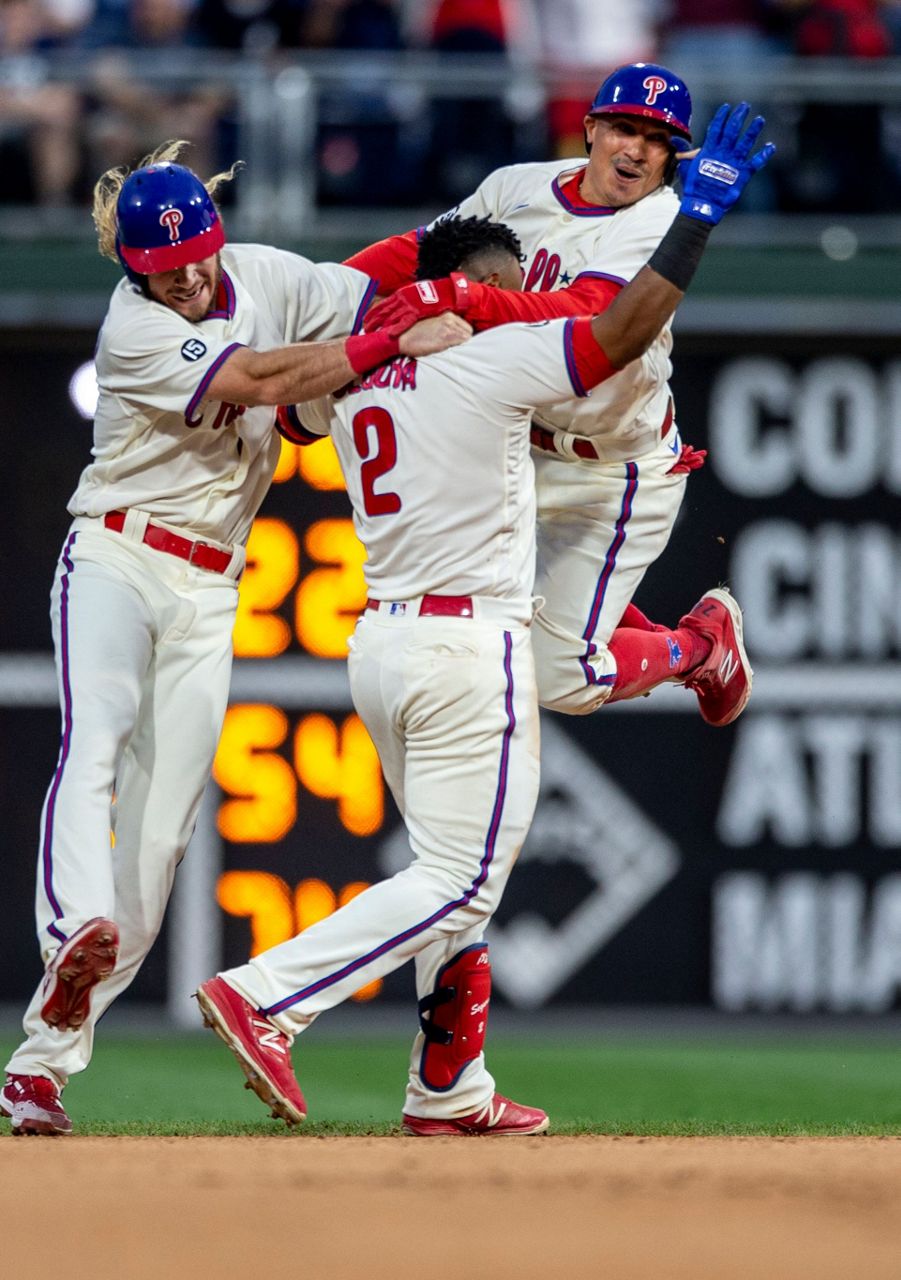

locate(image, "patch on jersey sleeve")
[[181, 339, 207, 362]]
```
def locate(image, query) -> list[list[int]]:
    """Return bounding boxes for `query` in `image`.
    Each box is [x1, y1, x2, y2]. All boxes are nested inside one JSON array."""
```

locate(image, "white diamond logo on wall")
[[376, 720, 681, 1008]]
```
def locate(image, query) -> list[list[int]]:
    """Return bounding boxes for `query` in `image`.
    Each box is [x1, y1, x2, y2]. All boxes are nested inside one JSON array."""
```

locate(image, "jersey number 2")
[[352, 407, 401, 516]]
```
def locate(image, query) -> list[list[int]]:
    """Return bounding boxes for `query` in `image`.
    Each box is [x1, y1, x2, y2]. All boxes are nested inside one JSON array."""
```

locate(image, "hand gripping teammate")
[[194, 108, 774, 1136], [0, 142, 467, 1138], [349, 64, 757, 725]]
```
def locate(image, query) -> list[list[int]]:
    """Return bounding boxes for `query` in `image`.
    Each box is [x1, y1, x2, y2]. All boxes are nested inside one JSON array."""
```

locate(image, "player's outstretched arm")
[[208, 313, 470, 407], [363, 254, 622, 336], [209, 338, 375, 407], [344, 229, 420, 295], [589, 103, 774, 371]]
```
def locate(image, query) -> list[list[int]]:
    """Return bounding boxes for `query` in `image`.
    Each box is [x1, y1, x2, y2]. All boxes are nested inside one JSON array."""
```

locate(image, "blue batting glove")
[[679, 103, 776, 225]]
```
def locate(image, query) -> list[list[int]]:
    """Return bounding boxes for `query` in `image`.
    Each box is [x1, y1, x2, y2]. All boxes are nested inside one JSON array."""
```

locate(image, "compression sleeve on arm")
[[647, 214, 714, 293], [465, 275, 622, 331], [343, 230, 420, 294]]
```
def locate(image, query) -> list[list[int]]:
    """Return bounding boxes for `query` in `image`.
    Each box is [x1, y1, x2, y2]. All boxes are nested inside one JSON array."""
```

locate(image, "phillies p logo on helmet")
[[642, 76, 668, 107], [588, 62, 692, 142], [116, 163, 225, 276], [160, 208, 184, 243]]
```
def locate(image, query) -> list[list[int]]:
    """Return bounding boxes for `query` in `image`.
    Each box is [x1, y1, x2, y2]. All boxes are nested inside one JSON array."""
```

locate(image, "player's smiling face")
[[147, 254, 221, 321], [581, 115, 674, 208]]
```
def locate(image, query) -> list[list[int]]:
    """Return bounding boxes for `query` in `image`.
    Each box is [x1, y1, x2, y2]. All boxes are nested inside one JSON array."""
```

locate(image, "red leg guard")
[[418, 944, 491, 1092]]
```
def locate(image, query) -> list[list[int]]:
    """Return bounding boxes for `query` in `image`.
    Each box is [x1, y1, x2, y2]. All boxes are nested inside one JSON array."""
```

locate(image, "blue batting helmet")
[[116, 162, 225, 278], [588, 63, 692, 142]]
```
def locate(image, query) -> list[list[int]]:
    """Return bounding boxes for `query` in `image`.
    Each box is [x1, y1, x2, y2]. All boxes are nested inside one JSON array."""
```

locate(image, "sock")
[[606, 626, 713, 703], [617, 602, 668, 633]]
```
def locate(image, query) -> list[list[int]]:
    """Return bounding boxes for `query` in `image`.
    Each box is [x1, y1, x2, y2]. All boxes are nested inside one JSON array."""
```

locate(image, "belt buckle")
[[188, 539, 211, 567]]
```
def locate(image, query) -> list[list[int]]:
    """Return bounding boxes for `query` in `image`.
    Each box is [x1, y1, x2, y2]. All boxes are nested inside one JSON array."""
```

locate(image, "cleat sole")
[[40, 919, 119, 1032]]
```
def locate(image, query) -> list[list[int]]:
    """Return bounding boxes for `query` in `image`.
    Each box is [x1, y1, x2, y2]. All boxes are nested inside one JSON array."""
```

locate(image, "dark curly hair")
[[416, 214, 524, 281]]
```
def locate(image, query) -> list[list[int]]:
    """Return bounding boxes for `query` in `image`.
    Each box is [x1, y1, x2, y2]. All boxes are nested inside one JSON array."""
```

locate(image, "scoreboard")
[[5, 322, 901, 1022]]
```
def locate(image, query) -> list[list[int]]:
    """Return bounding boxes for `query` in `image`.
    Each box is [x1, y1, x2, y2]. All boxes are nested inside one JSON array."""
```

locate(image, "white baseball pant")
[[221, 597, 541, 1119], [7, 518, 240, 1086], [532, 425, 689, 714]]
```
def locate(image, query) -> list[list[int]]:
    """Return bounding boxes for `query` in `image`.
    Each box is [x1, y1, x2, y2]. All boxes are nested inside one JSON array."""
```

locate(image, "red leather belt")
[[103, 510, 233, 575], [366, 594, 474, 618], [529, 424, 598, 460], [530, 398, 675, 460]]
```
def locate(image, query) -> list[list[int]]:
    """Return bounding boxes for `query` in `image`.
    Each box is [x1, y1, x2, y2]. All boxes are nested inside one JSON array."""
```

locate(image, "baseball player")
[[350, 63, 753, 725], [195, 107, 774, 1136], [0, 141, 464, 1137]]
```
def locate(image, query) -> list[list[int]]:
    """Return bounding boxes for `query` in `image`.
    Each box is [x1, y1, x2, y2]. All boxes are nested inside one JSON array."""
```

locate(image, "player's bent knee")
[[537, 681, 613, 716], [417, 944, 491, 1092]]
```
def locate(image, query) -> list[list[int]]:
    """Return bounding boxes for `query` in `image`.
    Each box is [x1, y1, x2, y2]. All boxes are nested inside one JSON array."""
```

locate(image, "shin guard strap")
[[418, 944, 491, 1093]]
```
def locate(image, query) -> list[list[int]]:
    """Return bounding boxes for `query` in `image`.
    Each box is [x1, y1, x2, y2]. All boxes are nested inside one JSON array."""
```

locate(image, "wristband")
[[344, 331, 401, 376], [648, 214, 714, 293]]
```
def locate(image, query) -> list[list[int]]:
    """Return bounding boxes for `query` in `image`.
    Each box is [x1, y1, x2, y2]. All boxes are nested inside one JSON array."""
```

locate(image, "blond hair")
[[92, 140, 241, 264]]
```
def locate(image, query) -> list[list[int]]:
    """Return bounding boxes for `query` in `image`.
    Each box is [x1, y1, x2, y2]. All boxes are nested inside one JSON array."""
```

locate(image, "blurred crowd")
[[2, 0, 901, 214]]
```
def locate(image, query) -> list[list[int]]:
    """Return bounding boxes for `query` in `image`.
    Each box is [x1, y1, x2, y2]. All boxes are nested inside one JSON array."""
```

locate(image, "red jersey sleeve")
[[343, 230, 420, 295], [568, 316, 619, 393], [466, 274, 622, 330]]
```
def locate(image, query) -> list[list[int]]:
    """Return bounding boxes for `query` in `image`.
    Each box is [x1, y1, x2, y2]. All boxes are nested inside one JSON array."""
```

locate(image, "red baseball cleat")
[[402, 1092, 549, 1137], [678, 587, 753, 727], [40, 917, 119, 1032], [195, 977, 306, 1126], [0, 1074, 73, 1136]]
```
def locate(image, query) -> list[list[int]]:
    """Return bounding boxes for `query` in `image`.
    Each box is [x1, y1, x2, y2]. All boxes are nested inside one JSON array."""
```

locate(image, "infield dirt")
[[5, 1134, 901, 1278]]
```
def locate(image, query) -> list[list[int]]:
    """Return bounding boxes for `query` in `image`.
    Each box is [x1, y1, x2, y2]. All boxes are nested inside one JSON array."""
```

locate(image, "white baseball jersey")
[[69, 244, 373, 547], [297, 318, 592, 601], [221, 322, 565, 1117], [440, 163, 679, 462], [5, 243, 374, 1092]]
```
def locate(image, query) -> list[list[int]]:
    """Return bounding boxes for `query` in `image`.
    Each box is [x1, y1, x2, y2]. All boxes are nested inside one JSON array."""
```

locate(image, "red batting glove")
[[365, 273, 474, 335], [667, 444, 707, 475]]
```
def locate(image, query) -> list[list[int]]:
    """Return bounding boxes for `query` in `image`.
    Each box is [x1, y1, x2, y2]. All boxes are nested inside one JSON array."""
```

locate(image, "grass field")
[[3, 1028, 901, 1137]]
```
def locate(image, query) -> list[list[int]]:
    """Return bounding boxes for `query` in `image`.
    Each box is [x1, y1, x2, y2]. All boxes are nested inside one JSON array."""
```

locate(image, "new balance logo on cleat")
[[255, 1023, 287, 1054], [718, 649, 740, 685], [402, 1092, 549, 1137], [474, 1097, 507, 1129], [195, 977, 306, 1126]]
